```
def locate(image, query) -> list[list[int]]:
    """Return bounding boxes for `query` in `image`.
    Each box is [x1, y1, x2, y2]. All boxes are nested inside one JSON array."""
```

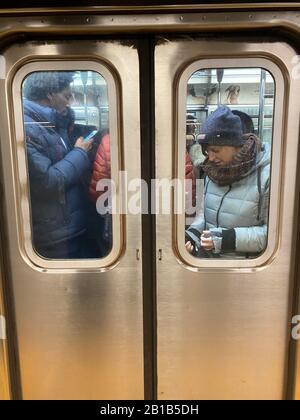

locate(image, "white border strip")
[[0, 315, 6, 340]]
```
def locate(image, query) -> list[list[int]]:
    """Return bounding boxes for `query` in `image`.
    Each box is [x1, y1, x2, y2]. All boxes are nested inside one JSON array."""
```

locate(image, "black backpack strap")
[[203, 175, 210, 230], [257, 166, 262, 221]]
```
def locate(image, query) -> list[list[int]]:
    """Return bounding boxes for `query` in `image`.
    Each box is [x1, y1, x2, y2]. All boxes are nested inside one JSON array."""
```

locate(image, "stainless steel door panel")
[[155, 39, 300, 400], [0, 275, 10, 400], [0, 40, 143, 399]]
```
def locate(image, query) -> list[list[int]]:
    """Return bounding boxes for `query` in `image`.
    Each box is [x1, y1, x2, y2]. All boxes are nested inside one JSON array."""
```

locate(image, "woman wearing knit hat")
[[185, 106, 270, 258]]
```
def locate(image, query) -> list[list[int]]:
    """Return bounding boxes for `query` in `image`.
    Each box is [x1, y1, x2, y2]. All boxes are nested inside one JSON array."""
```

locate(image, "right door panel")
[[155, 38, 300, 400]]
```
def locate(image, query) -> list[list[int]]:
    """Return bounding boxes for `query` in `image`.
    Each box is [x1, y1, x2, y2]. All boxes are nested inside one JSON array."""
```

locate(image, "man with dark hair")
[[23, 71, 75, 104], [23, 71, 98, 259], [232, 109, 255, 135]]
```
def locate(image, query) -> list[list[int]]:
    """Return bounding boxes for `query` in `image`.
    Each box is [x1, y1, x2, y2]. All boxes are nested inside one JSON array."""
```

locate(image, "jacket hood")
[[235, 142, 270, 181], [23, 98, 72, 130], [23, 98, 56, 124], [256, 143, 271, 170]]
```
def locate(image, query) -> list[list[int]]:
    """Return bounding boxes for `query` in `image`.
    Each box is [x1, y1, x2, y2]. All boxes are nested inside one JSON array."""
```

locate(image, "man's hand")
[[74, 136, 94, 152]]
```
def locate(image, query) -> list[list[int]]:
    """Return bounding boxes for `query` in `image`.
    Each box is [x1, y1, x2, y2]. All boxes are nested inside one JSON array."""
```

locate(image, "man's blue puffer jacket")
[[23, 99, 91, 248]]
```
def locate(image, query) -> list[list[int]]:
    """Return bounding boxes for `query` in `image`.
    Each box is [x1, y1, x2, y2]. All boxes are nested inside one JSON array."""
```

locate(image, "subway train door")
[[1, 34, 300, 401], [155, 37, 300, 399], [0, 40, 144, 399]]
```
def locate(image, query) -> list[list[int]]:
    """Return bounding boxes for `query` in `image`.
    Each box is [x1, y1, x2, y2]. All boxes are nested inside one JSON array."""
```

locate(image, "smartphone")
[[84, 130, 97, 141]]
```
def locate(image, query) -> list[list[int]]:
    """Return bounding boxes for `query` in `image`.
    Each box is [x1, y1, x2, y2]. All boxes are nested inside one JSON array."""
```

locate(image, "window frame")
[[176, 57, 284, 270], [12, 60, 123, 270]]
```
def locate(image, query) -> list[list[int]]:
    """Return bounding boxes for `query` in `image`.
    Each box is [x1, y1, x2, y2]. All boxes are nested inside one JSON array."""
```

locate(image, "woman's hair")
[[231, 110, 254, 134], [23, 71, 75, 101]]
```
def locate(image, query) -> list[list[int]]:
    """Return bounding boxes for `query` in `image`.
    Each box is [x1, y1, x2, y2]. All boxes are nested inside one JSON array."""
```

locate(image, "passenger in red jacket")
[[186, 115, 198, 214], [185, 151, 196, 211], [90, 133, 196, 209], [89, 134, 112, 255], [89, 134, 110, 203], [90, 130, 197, 233]]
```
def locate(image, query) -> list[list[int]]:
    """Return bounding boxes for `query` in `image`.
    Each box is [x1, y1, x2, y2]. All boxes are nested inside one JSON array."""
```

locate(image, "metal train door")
[[155, 37, 300, 400], [0, 14, 300, 402], [0, 40, 143, 399]]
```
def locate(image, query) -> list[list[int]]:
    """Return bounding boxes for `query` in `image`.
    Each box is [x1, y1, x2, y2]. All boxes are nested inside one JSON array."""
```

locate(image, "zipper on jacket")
[[256, 166, 262, 221], [216, 185, 232, 227], [203, 177, 210, 230]]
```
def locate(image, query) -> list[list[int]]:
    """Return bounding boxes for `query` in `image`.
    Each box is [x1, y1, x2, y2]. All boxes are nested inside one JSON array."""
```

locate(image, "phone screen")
[[84, 130, 97, 141]]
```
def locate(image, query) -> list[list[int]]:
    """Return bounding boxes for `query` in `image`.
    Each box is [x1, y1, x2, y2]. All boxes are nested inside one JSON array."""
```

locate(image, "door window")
[[19, 68, 117, 261], [182, 66, 276, 261]]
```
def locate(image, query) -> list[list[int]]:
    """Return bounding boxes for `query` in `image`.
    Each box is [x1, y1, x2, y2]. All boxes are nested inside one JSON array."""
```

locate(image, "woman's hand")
[[185, 241, 194, 254], [200, 230, 215, 251], [74, 136, 94, 152], [186, 230, 215, 254]]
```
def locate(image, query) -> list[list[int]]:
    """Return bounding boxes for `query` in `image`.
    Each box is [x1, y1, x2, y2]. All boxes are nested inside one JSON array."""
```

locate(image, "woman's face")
[[48, 86, 73, 115], [206, 145, 240, 166]]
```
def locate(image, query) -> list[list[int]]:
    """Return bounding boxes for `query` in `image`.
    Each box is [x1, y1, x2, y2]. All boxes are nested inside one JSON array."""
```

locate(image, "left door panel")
[[0, 40, 143, 399]]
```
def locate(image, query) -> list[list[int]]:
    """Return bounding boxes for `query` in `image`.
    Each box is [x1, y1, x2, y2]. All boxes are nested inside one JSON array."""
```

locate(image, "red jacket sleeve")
[[185, 151, 196, 208], [89, 134, 111, 203]]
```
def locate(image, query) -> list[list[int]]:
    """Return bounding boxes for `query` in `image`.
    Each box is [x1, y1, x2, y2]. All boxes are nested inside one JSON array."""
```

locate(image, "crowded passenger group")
[[23, 71, 270, 260]]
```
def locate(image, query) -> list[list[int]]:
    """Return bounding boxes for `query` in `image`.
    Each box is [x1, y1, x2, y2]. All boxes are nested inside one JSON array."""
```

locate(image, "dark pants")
[[35, 233, 101, 260]]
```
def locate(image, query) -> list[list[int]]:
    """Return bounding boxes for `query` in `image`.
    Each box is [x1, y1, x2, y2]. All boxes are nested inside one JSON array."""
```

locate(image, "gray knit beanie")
[[199, 106, 244, 147]]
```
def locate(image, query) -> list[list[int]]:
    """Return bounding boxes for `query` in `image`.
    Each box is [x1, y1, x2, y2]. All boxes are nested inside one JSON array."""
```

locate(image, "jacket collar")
[[23, 99, 70, 130]]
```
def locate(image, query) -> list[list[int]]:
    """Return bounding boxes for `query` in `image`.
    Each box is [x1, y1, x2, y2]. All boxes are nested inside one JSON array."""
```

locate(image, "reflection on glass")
[[22, 70, 113, 259], [185, 68, 274, 259]]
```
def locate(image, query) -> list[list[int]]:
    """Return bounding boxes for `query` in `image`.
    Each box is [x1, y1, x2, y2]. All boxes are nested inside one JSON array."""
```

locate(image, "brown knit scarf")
[[201, 134, 261, 187]]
